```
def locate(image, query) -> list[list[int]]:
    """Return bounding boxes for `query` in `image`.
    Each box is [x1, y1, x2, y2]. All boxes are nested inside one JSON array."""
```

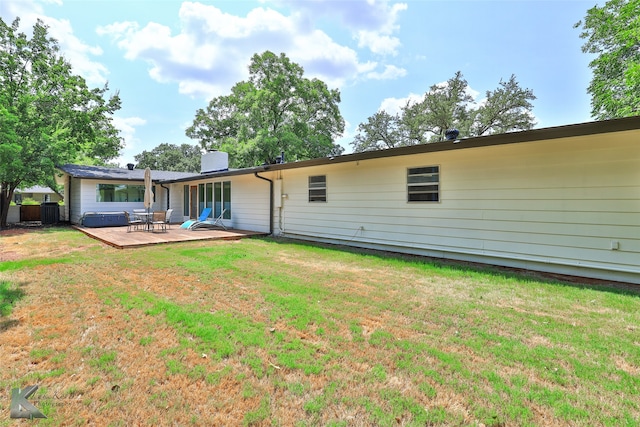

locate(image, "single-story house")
[[14, 186, 63, 204], [57, 116, 640, 284], [55, 164, 198, 225]]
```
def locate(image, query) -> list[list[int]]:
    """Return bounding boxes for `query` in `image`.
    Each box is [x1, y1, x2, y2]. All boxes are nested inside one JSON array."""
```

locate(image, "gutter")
[[254, 172, 273, 235], [160, 183, 170, 209]]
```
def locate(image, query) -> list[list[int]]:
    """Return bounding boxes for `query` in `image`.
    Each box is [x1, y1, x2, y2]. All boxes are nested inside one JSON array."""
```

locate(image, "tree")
[[468, 75, 537, 136], [352, 72, 535, 152], [0, 17, 122, 228], [186, 51, 345, 168], [575, 0, 640, 119], [134, 143, 203, 173], [352, 111, 403, 151]]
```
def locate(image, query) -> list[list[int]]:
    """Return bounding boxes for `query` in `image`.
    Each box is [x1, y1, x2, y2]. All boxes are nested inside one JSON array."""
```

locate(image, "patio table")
[[136, 212, 153, 231]]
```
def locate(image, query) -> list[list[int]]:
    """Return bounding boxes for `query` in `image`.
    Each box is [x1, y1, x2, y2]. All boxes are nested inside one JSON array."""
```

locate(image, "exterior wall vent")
[[445, 129, 460, 141]]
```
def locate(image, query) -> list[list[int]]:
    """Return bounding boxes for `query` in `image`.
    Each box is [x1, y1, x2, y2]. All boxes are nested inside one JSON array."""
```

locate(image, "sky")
[[1, 0, 601, 166]]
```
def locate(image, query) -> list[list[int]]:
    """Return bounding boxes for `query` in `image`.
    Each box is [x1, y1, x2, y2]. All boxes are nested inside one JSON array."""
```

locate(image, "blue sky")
[[1, 0, 600, 166]]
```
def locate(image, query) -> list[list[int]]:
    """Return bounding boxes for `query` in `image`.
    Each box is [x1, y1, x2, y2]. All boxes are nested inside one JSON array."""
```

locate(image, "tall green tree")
[[0, 17, 123, 227], [186, 51, 345, 168], [134, 143, 202, 173], [575, 0, 640, 119], [352, 111, 403, 151], [352, 72, 535, 152]]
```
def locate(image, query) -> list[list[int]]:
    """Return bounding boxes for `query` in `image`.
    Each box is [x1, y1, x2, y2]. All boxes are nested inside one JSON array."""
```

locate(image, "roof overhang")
[[161, 116, 640, 184]]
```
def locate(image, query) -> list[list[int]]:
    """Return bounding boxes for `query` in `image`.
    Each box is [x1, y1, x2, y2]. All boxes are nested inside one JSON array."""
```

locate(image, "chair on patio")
[[124, 211, 143, 232], [151, 211, 167, 232], [164, 208, 174, 229], [180, 207, 212, 229], [132, 209, 146, 221], [189, 209, 227, 230]]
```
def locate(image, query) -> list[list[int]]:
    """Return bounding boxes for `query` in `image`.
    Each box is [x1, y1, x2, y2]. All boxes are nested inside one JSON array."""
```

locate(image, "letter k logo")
[[10, 385, 47, 419]]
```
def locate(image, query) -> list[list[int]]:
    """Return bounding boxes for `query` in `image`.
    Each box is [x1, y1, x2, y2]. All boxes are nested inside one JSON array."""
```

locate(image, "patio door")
[[189, 186, 198, 219]]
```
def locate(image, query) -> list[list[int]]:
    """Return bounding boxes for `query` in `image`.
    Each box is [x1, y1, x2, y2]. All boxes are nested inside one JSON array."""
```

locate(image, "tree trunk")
[[0, 185, 16, 229]]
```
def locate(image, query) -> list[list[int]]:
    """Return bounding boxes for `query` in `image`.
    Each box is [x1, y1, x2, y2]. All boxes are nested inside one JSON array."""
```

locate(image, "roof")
[[162, 115, 640, 184], [57, 164, 198, 182], [16, 185, 57, 194]]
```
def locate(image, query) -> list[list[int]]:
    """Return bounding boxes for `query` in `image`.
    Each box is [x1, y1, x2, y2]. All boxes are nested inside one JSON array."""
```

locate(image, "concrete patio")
[[75, 224, 267, 249]]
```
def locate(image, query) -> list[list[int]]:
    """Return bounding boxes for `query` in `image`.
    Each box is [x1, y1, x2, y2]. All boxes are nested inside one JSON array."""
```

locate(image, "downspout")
[[67, 176, 72, 224], [160, 183, 170, 209], [254, 172, 273, 235]]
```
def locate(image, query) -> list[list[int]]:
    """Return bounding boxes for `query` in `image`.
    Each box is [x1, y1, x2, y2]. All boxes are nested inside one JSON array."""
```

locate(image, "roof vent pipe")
[[126, 163, 135, 170], [445, 129, 460, 141]]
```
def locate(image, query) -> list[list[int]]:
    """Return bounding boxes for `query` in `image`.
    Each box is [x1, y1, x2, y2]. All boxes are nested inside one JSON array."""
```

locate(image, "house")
[[57, 116, 640, 284], [55, 164, 198, 225], [14, 186, 63, 204], [5, 186, 64, 223]]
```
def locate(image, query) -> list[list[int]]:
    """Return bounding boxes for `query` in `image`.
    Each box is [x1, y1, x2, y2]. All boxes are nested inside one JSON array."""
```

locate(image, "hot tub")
[[81, 212, 128, 227]]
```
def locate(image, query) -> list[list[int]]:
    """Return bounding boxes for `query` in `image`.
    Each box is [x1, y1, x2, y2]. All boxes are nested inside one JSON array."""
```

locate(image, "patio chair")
[[151, 211, 167, 232], [189, 209, 227, 230], [164, 208, 174, 229], [124, 211, 143, 232], [132, 209, 146, 221], [180, 207, 212, 229]]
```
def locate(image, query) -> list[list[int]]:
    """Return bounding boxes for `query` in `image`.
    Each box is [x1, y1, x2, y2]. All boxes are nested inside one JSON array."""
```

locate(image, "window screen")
[[309, 175, 327, 202], [407, 166, 439, 202]]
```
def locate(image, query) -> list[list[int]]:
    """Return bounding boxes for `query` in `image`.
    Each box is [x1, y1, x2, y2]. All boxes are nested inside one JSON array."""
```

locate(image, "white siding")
[[69, 177, 82, 224], [172, 175, 271, 233], [276, 131, 640, 283], [7, 206, 19, 223], [71, 179, 149, 224], [168, 183, 185, 224]]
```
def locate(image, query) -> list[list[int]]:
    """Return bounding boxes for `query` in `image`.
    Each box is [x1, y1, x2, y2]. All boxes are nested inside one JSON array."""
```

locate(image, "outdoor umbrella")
[[143, 167, 154, 215]]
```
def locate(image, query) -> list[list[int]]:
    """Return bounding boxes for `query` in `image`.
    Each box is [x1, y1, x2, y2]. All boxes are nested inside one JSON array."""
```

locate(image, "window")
[[198, 183, 205, 216], [407, 166, 439, 202], [214, 181, 231, 219], [96, 184, 150, 202], [222, 181, 231, 219], [183, 185, 189, 216], [205, 183, 213, 216], [309, 175, 327, 202]]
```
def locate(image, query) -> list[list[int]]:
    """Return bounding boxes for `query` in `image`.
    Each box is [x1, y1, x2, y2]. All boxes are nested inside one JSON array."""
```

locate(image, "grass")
[[0, 226, 638, 426], [0, 280, 25, 316]]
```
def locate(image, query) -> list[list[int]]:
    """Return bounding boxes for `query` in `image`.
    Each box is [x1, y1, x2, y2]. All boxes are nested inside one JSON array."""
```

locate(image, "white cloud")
[[2, 0, 109, 86], [366, 64, 407, 81], [97, 1, 392, 99], [379, 92, 423, 115], [113, 116, 147, 163], [278, 0, 407, 56], [353, 2, 407, 56], [356, 30, 402, 56]]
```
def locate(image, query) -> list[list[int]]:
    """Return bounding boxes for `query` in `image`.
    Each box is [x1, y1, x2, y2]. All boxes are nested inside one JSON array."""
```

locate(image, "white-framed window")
[[407, 166, 440, 202], [96, 184, 151, 203], [309, 175, 327, 202], [214, 181, 231, 219], [198, 181, 231, 219]]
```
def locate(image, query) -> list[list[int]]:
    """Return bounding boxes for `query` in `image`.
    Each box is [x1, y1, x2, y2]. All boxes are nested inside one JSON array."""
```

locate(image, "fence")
[[7, 204, 64, 224]]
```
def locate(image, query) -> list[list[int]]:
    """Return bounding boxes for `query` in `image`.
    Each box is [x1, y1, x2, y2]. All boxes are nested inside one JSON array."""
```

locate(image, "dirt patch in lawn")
[[1, 229, 638, 426]]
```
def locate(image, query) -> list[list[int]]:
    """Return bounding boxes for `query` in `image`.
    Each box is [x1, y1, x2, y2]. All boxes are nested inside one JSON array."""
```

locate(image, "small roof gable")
[[57, 164, 198, 182], [16, 185, 57, 194]]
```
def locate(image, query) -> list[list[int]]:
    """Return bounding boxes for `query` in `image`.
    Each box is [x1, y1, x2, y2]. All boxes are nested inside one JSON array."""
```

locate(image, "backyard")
[[0, 226, 638, 426]]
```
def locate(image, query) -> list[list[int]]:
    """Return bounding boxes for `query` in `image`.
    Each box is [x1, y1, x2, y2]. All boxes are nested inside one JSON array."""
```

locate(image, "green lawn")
[[0, 227, 638, 426]]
